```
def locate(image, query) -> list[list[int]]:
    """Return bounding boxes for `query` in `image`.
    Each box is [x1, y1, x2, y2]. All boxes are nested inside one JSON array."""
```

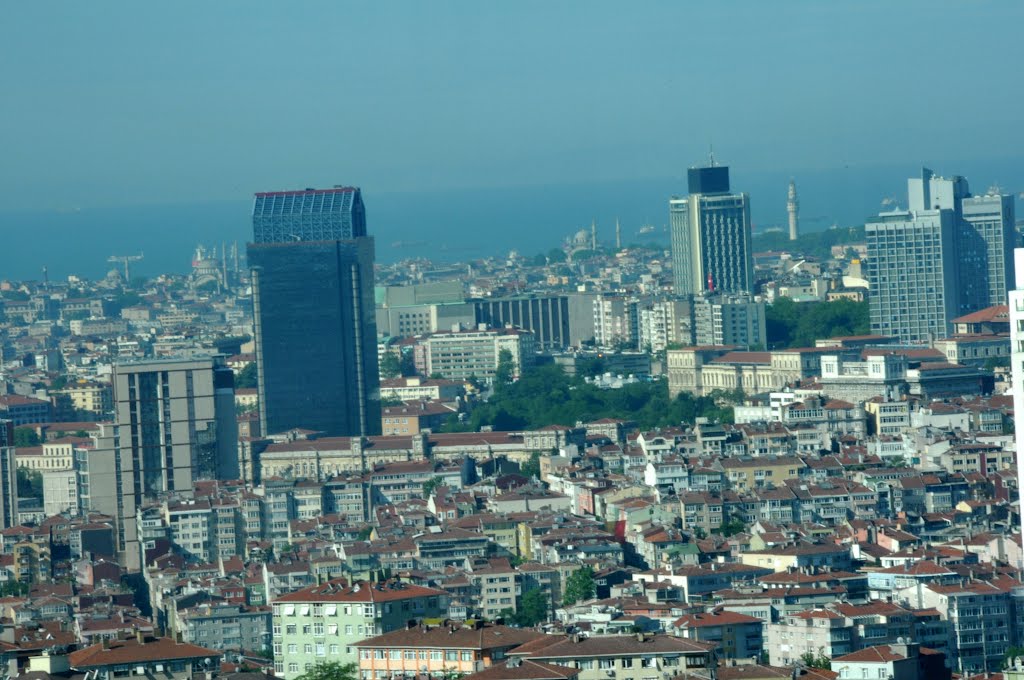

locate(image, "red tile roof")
[[69, 636, 218, 668]]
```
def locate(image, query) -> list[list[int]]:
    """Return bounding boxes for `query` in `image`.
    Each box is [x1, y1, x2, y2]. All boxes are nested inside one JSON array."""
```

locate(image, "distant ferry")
[[638, 224, 656, 235]]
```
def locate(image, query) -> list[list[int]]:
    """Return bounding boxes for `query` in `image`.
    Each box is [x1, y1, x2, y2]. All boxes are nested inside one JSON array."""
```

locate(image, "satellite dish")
[[896, 637, 905, 644]]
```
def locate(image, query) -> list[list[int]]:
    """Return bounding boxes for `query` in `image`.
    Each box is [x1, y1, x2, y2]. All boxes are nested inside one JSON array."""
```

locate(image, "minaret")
[[787, 179, 799, 241], [590, 220, 597, 250], [615, 219, 622, 250]]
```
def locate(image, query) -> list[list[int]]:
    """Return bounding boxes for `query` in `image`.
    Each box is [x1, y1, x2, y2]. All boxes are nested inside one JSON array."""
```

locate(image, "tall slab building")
[[248, 186, 380, 437], [110, 356, 237, 568], [670, 165, 754, 297], [868, 168, 1016, 343]]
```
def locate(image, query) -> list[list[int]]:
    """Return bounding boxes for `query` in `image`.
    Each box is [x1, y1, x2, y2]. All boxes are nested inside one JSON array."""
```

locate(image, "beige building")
[[54, 380, 112, 417], [667, 347, 826, 397], [512, 633, 716, 680], [17, 437, 83, 471]]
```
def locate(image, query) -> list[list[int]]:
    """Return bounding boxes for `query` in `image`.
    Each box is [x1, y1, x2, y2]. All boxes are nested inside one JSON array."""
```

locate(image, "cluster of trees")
[[13, 427, 40, 447], [442, 363, 736, 433], [563, 565, 596, 605], [235, 362, 258, 389], [17, 469, 42, 502], [753, 225, 865, 261], [500, 587, 549, 627], [765, 297, 869, 349]]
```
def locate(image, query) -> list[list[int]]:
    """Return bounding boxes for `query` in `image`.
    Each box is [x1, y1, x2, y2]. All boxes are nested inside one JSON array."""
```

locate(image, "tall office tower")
[[248, 187, 380, 437], [110, 358, 237, 568], [670, 165, 753, 297], [1009, 249, 1024, 558], [866, 175, 960, 343], [869, 168, 1017, 343], [960, 191, 1016, 311], [787, 180, 799, 241], [113, 357, 237, 492], [0, 420, 17, 529]]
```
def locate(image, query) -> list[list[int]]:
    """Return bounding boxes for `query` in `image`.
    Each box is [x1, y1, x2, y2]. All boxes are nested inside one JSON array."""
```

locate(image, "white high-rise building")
[[1009, 248, 1024, 560]]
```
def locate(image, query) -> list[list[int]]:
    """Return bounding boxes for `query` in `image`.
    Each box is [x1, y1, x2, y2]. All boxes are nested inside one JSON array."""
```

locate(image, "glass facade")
[[670, 167, 753, 297], [249, 238, 381, 437], [253, 188, 366, 243]]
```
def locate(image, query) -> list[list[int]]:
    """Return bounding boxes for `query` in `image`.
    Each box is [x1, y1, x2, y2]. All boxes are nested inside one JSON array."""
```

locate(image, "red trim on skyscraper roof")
[[254, 187, 358, 198]]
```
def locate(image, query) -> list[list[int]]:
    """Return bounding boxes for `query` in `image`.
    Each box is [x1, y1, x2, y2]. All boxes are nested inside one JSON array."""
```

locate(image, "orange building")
[[355, 622, 544, 678]]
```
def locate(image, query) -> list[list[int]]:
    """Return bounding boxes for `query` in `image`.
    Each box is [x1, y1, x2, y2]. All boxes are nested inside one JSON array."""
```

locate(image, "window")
[[327, 624, 338, 635], [330, 645, 340, 655], [390, 651, 401, 660], [346, 625, 353, 635], [405, 651, 416, 660], [285, 605, 295, 616], [313, 604, 323, 616], [325, 605, 337, 616], [461, 652, 473, 661], [288, 664, 299, 674], [316, 643, 326, 657], [287, 645, 298, 654], [300, 605, 310, 616], [431, 652, 443, 661], [273, 624, 281, 637], [314, 622, 324, 637], [304, 644, 313, 654], [287, 625, 297, 635], [445, 651, 457, 662], [273, 643, 282, 656], [621, 658, 633, 668]]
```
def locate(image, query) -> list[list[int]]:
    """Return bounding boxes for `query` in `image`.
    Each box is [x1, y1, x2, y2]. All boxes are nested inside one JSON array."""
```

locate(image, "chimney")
[[136, 629, 145, 645]]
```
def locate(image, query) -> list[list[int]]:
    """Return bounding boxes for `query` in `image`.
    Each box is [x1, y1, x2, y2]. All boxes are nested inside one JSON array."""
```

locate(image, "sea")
[[1, 158, 1021, 282]]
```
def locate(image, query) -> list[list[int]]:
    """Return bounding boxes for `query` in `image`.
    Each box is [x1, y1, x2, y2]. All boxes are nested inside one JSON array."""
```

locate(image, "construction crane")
[[108, 253, 144, 283]]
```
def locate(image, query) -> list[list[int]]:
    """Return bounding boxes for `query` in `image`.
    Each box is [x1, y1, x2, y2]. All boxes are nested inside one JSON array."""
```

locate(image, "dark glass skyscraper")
[[669, 166, 753, 297], [248, 186, 380, 437]]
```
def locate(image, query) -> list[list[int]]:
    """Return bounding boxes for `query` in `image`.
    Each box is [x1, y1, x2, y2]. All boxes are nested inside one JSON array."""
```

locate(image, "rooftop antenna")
[[708, 144, 717, 168]]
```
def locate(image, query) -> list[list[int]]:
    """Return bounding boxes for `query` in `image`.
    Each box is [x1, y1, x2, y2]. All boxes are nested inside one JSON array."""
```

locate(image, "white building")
[[42, 469, 78, 516], [1010, 248, 1024, 554]]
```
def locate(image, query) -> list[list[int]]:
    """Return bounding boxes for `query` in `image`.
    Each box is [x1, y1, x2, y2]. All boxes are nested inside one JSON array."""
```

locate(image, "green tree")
[[514, 588, 549, 626], [563, 565, 596, 605], [765, 298, 869, 349], [379, 353, 402, 380], [521, 451, 542, 479], [13, 427, 40, 448], [236, 362, 258, 389], [422, 476, 445, 499], [800, 650, 832, 670], [295, 662, 358, 680], [494, 348, 516, 386], [546, 248, 567, 264], [1002, 646, 1024, 669], [717, 516, 746, 538], [17, 469, 43, 501]]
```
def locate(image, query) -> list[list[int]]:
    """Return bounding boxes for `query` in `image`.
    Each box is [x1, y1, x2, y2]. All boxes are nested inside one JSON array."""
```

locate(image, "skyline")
[[3, 2, 1024, 214]]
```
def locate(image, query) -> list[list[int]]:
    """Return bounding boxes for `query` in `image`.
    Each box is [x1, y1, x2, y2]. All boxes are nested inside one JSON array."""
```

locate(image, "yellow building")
[[720, 456, 805, 491], [54, 380, 112, 416]]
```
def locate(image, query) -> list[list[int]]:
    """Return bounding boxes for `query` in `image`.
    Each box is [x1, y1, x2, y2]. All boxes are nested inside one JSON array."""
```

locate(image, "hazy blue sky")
[[4, 1, 1023, 214]]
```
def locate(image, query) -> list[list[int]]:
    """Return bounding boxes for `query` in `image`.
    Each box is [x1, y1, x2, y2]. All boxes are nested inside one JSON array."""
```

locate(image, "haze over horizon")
[[3, 1, 1023, 279]]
